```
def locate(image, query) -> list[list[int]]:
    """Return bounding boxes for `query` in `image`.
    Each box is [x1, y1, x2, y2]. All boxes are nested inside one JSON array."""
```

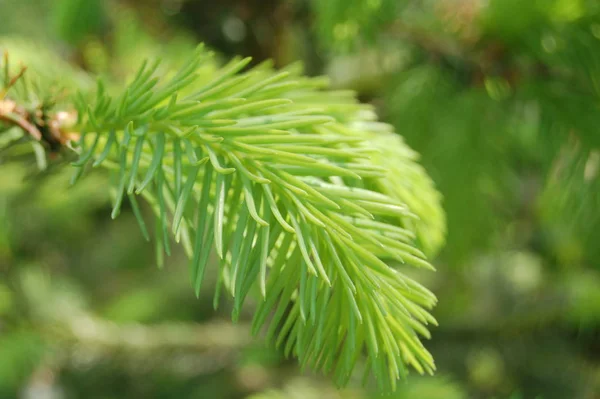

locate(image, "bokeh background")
[[1, 0, 600, 398]]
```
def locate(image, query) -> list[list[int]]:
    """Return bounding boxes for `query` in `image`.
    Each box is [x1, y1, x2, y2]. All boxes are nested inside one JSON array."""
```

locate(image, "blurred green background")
[[1, 0, 599, 398]]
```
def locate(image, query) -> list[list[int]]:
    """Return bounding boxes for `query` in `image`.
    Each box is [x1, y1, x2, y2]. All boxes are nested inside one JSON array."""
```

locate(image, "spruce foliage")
[[0, 42, 445, 390]]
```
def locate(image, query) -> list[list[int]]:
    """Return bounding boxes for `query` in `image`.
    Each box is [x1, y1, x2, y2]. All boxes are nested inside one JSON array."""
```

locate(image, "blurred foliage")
[[312, 0, 400, 52], [53, 0, 107, 46], [1, 0, 600, 398]]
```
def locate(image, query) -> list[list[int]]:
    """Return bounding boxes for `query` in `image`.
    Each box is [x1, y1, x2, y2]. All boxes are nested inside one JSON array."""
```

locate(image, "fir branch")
[[1, 44, 446, 392]]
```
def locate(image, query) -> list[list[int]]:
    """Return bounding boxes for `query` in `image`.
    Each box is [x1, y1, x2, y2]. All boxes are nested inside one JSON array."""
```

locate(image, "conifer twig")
[[0, 99, 42, 140]]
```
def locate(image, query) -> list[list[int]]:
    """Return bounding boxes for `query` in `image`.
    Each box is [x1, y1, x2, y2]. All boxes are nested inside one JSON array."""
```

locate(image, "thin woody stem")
[[0, 108, 43, 140], [0, 54, 42, 140], [6, 66, 27, 92], [1, 55, 27, 100]]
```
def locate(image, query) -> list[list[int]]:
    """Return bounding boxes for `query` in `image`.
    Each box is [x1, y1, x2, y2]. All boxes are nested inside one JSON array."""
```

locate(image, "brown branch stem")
[[0, 107, 42, 140]]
